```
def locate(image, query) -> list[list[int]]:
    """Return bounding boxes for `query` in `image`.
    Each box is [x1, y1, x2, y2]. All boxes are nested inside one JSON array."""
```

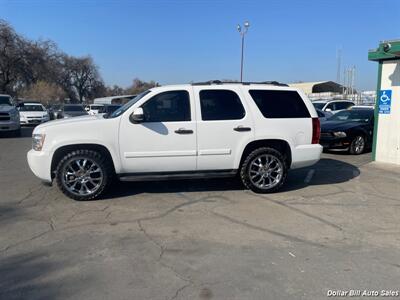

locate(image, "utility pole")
[[336, 48, 342, 83], [237, 21, 250, 82]]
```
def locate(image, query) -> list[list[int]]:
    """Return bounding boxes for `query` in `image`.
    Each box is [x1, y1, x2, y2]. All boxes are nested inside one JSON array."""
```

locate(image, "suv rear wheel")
[[55, 149, 113, 200], [240, 147, 288, 193]]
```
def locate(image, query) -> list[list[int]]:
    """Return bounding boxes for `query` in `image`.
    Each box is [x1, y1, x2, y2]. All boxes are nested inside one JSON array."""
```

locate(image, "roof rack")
[[191, 80, 288, 87]]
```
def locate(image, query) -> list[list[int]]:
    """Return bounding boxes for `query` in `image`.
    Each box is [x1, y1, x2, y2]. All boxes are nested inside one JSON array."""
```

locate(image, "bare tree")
[[0, 20, 25, 94], [0, 19, 161, 103], [106, 84, 125, 96], [59, 55, 103, 102], [126, 78, 159, 95], [19, 80, 66, 105]]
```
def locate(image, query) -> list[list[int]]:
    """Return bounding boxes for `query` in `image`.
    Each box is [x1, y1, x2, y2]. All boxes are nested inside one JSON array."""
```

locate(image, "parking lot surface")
[[1, 128, 400, 300]]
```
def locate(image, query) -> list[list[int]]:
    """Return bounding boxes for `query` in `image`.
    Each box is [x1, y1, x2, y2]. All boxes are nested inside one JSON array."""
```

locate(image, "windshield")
[[313, 103, 325, 110], [19, 104, 44, 112], [65, 105, 85, 112], [108, 90, 151, 118], [328, 109, 373, 123], [0, 96, 12, 106]]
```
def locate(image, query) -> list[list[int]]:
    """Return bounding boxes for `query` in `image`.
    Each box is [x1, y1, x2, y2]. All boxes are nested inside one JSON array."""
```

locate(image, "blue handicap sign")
[[378, 90, 392, 114]]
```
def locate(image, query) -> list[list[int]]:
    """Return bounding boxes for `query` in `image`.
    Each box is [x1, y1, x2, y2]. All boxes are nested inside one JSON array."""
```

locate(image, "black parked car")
[[54, 104, 88, 119], [98, 104, 122, 116], [320, 108, 374, 155]]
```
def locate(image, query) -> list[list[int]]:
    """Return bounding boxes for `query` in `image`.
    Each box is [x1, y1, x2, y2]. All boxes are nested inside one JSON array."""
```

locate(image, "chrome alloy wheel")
[[248, 154, 283, 189], [61, 158, 103, 196], [353, 136, 365, 154]]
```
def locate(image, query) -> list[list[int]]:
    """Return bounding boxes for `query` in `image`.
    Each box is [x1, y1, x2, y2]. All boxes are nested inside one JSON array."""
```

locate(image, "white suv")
[[27, 81, 322, 200]]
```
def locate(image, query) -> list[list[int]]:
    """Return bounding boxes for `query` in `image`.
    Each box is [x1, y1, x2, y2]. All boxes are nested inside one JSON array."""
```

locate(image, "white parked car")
[[312, 100, 355, 114], [19, 102, 50, 125], [86, 104, 104, 115], [27, 81, 322, 200]]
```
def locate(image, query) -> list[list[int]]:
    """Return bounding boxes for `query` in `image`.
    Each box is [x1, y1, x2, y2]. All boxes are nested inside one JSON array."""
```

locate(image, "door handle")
[[234, 126, 251, 132], [175, 128, 193, 134]]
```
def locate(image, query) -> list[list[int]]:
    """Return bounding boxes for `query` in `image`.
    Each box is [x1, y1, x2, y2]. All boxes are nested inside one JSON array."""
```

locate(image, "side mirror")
[[325, 108, 332, 112], [130, 107, 144, 123]]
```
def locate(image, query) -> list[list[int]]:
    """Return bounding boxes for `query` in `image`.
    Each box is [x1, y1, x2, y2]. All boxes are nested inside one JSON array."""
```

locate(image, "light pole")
[[237, 21, 250, 82]]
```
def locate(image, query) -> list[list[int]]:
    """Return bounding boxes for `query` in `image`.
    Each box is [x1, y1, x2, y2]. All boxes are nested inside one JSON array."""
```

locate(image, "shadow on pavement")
[[0, 251, 80, 300], [101, 158, 360, 200], [0, 127, 34, 138], [281, 158, 360, 192]]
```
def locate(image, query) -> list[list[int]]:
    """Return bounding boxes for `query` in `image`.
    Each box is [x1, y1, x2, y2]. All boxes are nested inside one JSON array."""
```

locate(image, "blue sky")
[[2, 0, 400, 90]]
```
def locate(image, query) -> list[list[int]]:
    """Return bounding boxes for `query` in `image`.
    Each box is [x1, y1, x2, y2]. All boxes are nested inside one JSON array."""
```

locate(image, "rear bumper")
[[0, 121, 20, 131], [291, 144, 323, 169], [27, 149, 52, 182]]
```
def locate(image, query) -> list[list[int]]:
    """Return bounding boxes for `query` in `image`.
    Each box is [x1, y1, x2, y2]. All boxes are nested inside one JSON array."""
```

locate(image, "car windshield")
[[19, 104, 44, 111], [65, 105, 85, 112], [107, 90, 151, 118], [0, 96, 12, 106], [328, 109, 373, 123], [312, 103, 325, 110]]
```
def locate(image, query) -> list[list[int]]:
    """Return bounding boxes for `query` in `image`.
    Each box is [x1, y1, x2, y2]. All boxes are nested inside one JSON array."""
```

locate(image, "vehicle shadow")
[[101, 158, 360, 200], [0, 127, 33, 138], [323, 149, 372, 155], [280, 158, 360, 192], [0, 251, 81, 300]]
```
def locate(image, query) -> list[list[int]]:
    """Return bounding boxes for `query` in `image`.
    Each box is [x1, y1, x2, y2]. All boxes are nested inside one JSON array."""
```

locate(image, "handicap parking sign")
[[378, 90, 392, 114]]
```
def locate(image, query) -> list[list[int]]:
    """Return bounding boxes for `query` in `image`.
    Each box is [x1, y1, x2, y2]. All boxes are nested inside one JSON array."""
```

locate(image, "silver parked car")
[[313, 100, 355, 114], [0, 94, 21, 136]]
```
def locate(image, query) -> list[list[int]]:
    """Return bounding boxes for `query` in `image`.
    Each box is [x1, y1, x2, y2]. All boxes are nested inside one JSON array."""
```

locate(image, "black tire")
[[349, 135, 365, 155], [55, 149, 114, 200], [240, 147, 288, 193]]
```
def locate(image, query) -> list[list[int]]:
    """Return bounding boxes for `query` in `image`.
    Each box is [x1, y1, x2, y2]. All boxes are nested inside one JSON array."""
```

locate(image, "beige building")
[[289, 81, 345, 95]]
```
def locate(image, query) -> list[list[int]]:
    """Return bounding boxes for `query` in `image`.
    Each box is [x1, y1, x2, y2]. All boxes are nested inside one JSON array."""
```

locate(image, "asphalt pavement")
[[1, 127, 400, 300]]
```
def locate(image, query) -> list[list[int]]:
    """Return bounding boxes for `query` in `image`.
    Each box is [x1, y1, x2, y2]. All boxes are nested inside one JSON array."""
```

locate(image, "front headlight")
[[333, 131, 347, 138], [32, 134, 46, 151]]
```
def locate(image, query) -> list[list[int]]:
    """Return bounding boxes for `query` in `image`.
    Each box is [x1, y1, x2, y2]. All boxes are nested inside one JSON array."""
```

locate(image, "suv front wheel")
[[55, 149, 113, 200], [240, 147, 288, 193]]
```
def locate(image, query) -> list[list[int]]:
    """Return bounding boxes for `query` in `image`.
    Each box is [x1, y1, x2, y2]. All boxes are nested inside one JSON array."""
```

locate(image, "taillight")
[[312, 117, 320, 144]]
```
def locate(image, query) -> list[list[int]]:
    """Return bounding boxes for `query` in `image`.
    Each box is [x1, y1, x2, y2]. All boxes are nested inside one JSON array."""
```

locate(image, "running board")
[[118, 169, 237, 182]]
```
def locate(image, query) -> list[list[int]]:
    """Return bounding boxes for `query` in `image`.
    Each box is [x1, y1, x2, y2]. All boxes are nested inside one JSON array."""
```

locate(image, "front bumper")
[[320, 136, 351, 150], [27, 149, 52, 182], [0, 120, 20, 131], [20, 118, 49, 125]]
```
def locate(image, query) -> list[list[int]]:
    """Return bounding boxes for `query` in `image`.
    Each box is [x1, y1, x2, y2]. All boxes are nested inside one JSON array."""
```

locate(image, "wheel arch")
[[238, 139, 292, 169], [50, 143, 117, 179]]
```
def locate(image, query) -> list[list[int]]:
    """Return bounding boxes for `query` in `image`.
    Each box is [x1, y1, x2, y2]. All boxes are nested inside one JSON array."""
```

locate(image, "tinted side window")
[[335, 102, 354, 110], [141, 90, 190, 122], [200, 90, 245, 121], [326, 103, 335, 111], [249, 90, 311, 118]]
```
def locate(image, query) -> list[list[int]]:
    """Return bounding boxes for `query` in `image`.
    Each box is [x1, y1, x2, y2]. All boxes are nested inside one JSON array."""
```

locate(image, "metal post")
[[237, 21, 249, 82], [240, 34, 245, 82]]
